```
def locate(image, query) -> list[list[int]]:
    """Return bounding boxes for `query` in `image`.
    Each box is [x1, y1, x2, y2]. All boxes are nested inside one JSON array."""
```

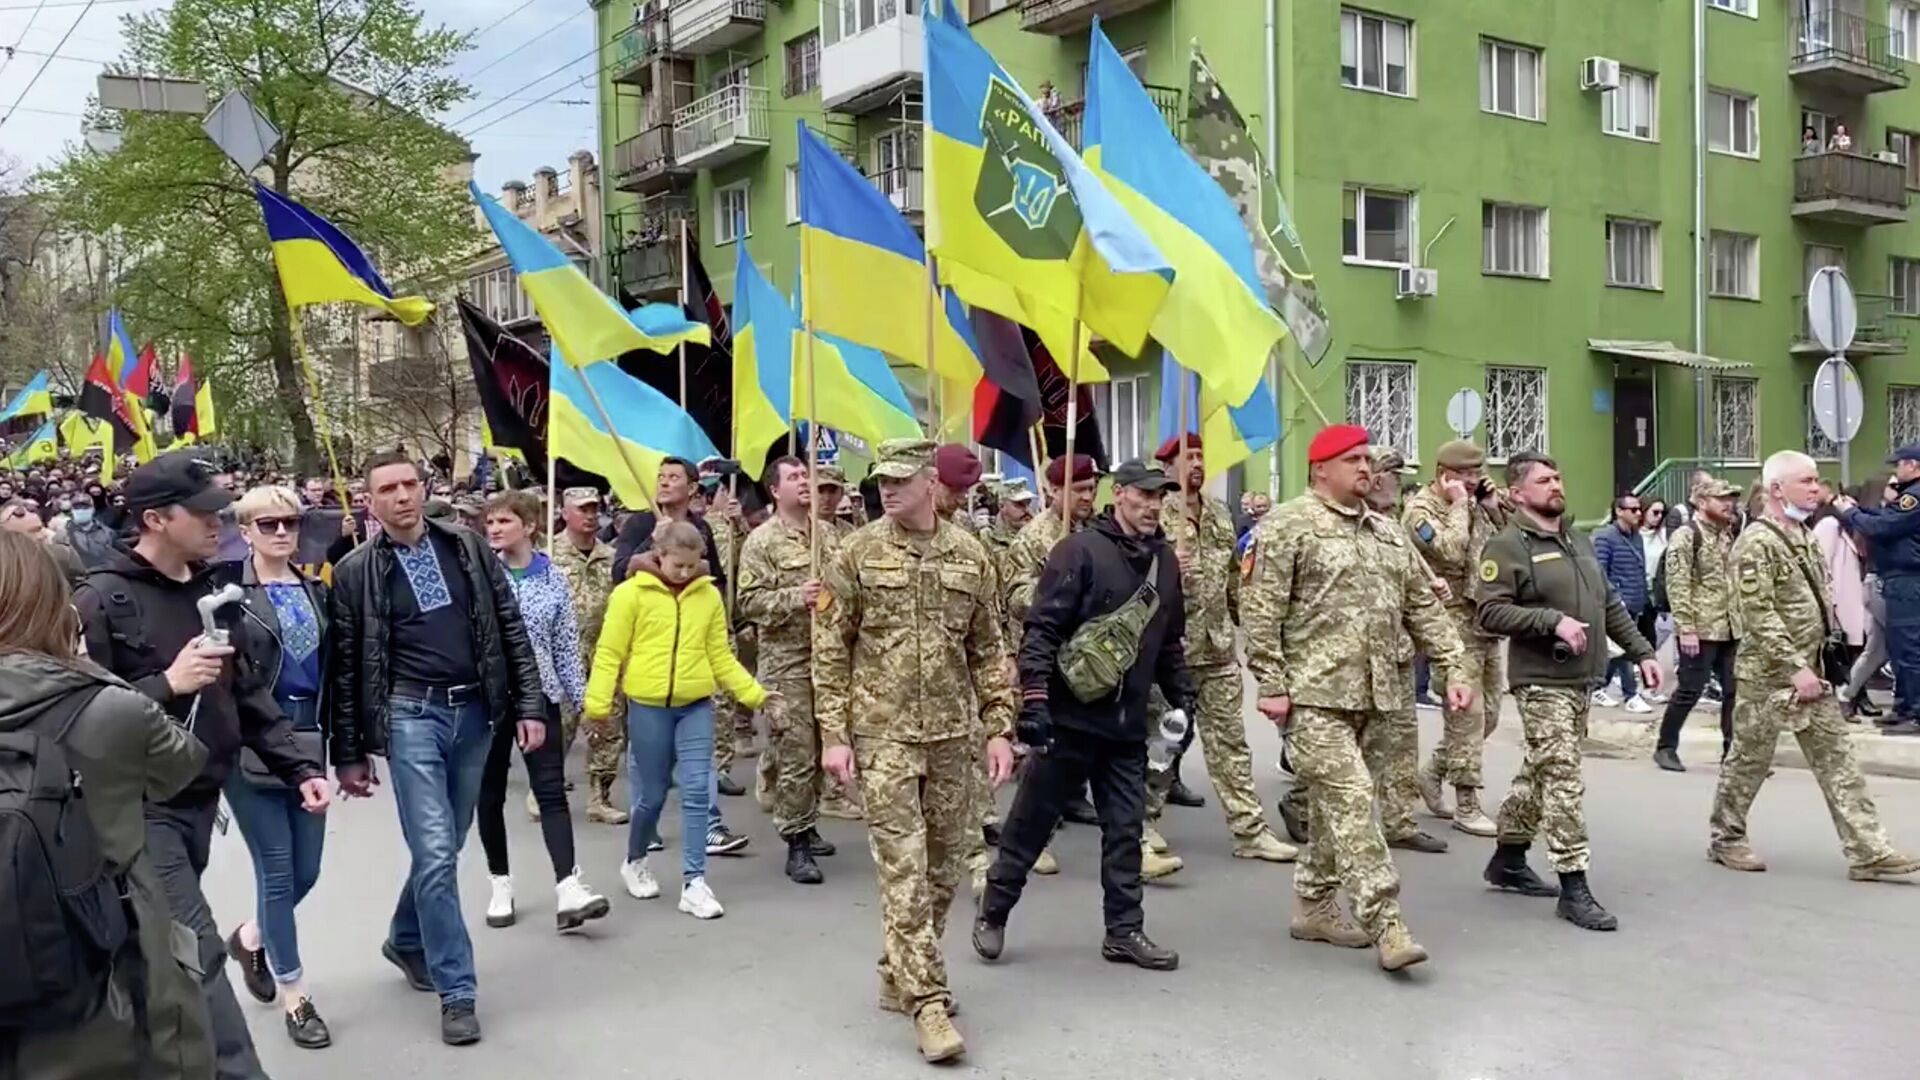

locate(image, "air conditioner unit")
[[1876, 150, 1903, 163], [1396, 265, 1438, 300], [1581, 57, 1621, 92]]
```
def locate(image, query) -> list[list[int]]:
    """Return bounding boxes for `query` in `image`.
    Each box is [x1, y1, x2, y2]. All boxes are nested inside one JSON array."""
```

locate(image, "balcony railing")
[[669, 0, 766, 55], [612, 197, 693, 299], [611, 123, 678, 192], [1790, 10, 1908, 94], [871, 165, 923, 216], [1019, 0, 1163, 35], [673, 84, 770, 167], [1044, 83, 1181, 152], [608, 18, 671, 85], [1793, 150, 1909, 224], [1794, 291, 1908, 353]]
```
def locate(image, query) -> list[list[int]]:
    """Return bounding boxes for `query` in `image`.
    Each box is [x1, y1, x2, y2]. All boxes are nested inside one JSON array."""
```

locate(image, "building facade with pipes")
[[592, 0, 1920, 515]]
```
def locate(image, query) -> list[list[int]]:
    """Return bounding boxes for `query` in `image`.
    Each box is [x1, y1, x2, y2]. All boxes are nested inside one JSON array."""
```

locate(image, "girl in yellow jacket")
[[587, 521, 775, 919]]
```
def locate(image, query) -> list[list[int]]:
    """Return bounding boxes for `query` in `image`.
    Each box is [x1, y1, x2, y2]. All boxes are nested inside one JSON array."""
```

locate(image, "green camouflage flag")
[[1187, 44, 1333, 365]]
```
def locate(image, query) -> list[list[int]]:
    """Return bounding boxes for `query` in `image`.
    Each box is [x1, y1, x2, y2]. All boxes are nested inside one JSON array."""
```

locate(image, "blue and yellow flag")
[[548, 346, 721, 511], [254, 183, 433, 326], [474, 183, 707, 368], [924, 2, 1170, 362], [0, 371, 52, 422], [790, 265, 931, 449], [1087, 21, 1282, 407], [730, 245, 793, 481], [105, 312, 157, 463], [1158, 353, 1278, 475], [6, 417, 57, 468]]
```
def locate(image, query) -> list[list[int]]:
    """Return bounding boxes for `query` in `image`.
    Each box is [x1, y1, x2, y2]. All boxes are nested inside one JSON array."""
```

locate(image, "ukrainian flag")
[[254, 183, 434, 326], [730, 245, 793, 481], [6, 417, 57, 468], [924, 2, 1170, 361], [105, 312, 156, 463], [1086, 21, 1282, 407], [0, 370, 52, 422], [1158, 353, 1279, 475], [473, 184, 707, 368], [548, 345, 720, 511], [801, 330, 927, 451]]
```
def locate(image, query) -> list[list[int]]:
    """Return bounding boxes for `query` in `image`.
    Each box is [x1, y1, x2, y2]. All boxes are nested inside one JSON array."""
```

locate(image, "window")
[[1805, 385, 1839, 460], [1094, 375, 1150, 460], [1709, 231, 1759, 299], [783, 32, 819, 97], [872, 126, 921, 210], [1340, 9, 1412, 96], [1345, 360, 1416, 460], [1891, 257, 1920, 315], [1711, 377, 1759, 462], [1804, 243, 1845, 288], [1891, 386, 1920, 447], [1707, 89, 1758, 157], [1606, 218, 1659, 289], [1888, 129, 1920, 189], [969, 0, 1015, 18], [1482, 202, 1548, 278], [466, 266, 532, 326], [1342, 185, 1415, 265], [1602, 69, 1657, 140], [1895, 2, 1920, 61], [842, 0, 919, 38], [1708, 0, 1755, 15], [1485, 367, 1547, 460], [1803, 108, 1836, 153], [784, 164, 799, 225], [1479, 39, 1541, 120], [715, 182, 750, 245]]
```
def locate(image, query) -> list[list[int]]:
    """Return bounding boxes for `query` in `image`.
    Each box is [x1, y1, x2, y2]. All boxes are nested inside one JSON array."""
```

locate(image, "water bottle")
[[1147, 708, 1189, 773]]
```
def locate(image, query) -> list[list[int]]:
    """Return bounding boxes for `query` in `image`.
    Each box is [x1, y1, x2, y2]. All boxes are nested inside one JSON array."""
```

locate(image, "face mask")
[[1783, 502, 1813, 523], [71, 508, 92, 525]]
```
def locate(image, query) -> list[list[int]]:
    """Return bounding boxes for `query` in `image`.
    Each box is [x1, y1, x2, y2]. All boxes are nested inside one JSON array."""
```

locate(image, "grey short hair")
[[1761, 450, 1817, 489]]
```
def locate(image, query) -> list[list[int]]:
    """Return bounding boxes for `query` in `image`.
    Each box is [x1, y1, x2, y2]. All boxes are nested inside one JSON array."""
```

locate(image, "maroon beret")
[[933, 444, 982, 490], [1154, 433, 1201, 463], [1044, 453, 1099, 486]]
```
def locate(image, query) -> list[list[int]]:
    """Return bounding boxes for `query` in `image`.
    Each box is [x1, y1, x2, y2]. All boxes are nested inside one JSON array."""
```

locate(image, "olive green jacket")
[[1475, 512, 1654, 689]]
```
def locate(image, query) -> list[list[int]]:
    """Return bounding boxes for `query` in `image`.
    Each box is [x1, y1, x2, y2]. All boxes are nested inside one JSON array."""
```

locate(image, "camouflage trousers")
[[1427, 616, 1504, 790], [1709, 689, 1894, 868], [1495, 686, 1590, 873], [714, 631, 759, 775], [856, 735, 971, 1013], [765, 671, 822, 838], [1286, 707, 1403, 940], [1281, 704, 1420, 842], [1146, 664, 1267, 839], [564, 694, 628, 786]]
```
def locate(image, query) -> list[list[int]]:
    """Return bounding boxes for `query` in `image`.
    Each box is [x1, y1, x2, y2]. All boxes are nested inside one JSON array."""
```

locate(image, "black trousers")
[[982, 727, 1147, 936], [476, 700, 576, 881], [1656, 639, 1738, 754]]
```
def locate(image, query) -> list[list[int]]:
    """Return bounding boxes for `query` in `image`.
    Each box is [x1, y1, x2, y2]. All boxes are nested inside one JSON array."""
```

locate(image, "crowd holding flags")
[[0, 371, 52, 423]]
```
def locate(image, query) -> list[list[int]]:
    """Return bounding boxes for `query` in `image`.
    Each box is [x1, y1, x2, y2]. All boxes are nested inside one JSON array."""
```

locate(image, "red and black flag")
[[79, 352, 138, 451], [1034, 337, 1108, 470], [459, 297, 550, 475], [170, 353, 198, 436], [969, 309, 1044, 467]]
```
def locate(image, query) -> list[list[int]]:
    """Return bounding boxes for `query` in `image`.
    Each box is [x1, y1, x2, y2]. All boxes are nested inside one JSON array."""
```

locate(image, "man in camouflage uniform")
[[1244, 425, 1468, 972], [550, 487, 628, 824], [1653, 477, 1741, 771], [933, 444, 983, 533], [816, 439, 1015, 1063], [1402, 439, 1509, 836], [982, 480, 1033, 561], [1707, 451, 1920, 882], [705, 480, 756, 797], [1143, 434, 1296, 865]]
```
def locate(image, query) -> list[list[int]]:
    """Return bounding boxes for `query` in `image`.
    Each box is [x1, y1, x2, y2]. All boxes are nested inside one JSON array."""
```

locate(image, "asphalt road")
[[207, 708, 1920, 1080]]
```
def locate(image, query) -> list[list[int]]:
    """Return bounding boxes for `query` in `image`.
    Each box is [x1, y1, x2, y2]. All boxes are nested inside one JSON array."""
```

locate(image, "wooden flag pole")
[[1029, 424, 1047, 511], [545, 451, 557, 553], [572, 362, 660, 514], [1175, 367, 1191, 553], [926, 254, 942, 439], [1281, 352, 1332, 427], [288, 307, 350, 513], [801, 229, 822, 577], [677, 216, 690, 410], [1059, 316, 1082, 534]]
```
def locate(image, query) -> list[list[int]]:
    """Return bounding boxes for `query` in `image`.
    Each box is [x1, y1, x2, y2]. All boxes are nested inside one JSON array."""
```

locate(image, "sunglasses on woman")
[[250, 516, 301, 535]]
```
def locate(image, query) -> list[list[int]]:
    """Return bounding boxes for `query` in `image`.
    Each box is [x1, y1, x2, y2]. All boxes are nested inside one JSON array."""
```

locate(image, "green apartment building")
[[592, 0, 1920, 515]]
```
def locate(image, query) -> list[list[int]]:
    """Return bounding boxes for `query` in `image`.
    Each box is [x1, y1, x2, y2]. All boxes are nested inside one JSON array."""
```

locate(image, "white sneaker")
[[555, 870, 611, 931], [620, 857, 660, 900], [1623, 694, 1654, 715], [679, 876, 725, 920], [1641, 689, 1670, 705], [485, 875, 515, 928], [1591, 689, 1622, 708]]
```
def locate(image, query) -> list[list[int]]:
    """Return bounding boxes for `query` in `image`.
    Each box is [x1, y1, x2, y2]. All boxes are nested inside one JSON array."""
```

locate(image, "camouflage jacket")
[[1731, 518, 1835, 689], [709, 514, 745, 598], [550, 535, 614, 668], [1165, 494, 1241, 668], [1664, 519, 1737, 641], [1002, 511, 1074, 629], [736, 516, 834, 680], [1243, 490, 1464, 711], [1403, 485, 1509, 630], [814, 517, 1015, 747]]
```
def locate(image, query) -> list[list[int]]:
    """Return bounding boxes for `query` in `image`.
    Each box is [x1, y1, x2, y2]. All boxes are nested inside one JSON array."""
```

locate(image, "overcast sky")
[[0, 0, 597, 190]]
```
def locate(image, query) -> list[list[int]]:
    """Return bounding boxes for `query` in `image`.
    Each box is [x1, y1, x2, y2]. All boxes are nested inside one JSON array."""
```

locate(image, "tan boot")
[[913, 1001, 965, 1063], [1142, 823, 1170, 854], [1375, 919, 1429, 972], [1033, 848, 1060, 875], [1417, 761, 1452, 820], [1848, 851, 1920, 882], [819, 781, 864, 820], [1289, 896, 1370, 948], [1231, 829, 1300, 863], [1708, 844, 1767, 872], [1140, 844, 1184, 882], [526, 790, 541, 822], [585, 777, 630, 825], [753, 755, 776, 812], [734, 734, 760, 760], [879, 976, 960, 1017], [1450, 786, 1496, 837]]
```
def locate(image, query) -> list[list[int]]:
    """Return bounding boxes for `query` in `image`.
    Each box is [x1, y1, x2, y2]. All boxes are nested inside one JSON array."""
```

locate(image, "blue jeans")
[[627, 700, 715, 880], [223, 700, 326, 984], [385, 694, 493, 1005]]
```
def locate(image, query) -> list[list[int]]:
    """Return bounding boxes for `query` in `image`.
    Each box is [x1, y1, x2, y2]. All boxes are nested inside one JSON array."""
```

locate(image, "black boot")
[[1483, 843, 1559, 897], [1100, 929, 1179, 971], [1857, 695, 1884, 719], [1555, 871, 1618, 931], [804, 827, 836, 857], [1276, 789, 1309, 845], [1165, 754, 1206, 808], [972, 915, 1005, 961], [785, 834, 824, 885]]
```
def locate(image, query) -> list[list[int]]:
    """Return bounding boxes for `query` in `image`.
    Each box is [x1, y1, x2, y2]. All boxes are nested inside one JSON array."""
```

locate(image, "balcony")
[[1019, 0, 1163, 35], [612, 197, 693, 301], [668, 0, 765, 56], [611, 124, 682, 193], [1793, 292, 1907, 355], [673, 85, 769, 168], [1045, 83, 1181, 152], [1790, 11, 1908, 96], [821, 2, 923, 113], [871, 164, 923, 219], [608, 14, 673, 86], [1793, 151, 1909, 225]]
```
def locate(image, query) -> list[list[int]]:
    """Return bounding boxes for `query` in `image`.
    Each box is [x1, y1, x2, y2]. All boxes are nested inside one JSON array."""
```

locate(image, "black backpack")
[[1649, 526, 1701, 615], [0, 685, 131, 1029]]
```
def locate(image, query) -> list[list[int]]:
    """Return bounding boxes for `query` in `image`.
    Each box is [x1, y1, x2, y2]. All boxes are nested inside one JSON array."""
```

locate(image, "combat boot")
[[1483, 843, 1558, 897], [1100, 929, 1179, 971], [1033, 848, 1060, 875], [1231, 830, 1299, 863], [878, 975, 960, 1016], [1388, 831, 1449, 854], [1276, 788, 1309, 844], [1143, 823, 1170, 854], [971, 913, 1005, 961], [819, 783, 864, 820], [1708, 844, 1767, 872], [1140, 845, 1184, 881], [586, 777, 630, 825], [1374, 919, 1429, 972], [913, 1001, 965, 1063], [803, 827, 837, 856], [1848, 851, 1920, 881], [1450, 786, 1496, 837], [1555, 871, 1618, 931], [1288, 896, 1370, 948], [1417, 761, 1451, 819], [1165, 755, 1206, 808], [784, 834, 823, 885]]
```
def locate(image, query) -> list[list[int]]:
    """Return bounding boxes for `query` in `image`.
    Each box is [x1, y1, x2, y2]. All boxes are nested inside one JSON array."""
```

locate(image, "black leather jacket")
[[327, 518, 544, 767], [217, 558, 331, 785]]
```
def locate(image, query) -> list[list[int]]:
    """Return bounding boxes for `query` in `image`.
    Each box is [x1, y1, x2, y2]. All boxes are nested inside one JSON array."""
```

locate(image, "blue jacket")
[[1844, 477, 1920, 578], [1591, 522, 1648, 615]]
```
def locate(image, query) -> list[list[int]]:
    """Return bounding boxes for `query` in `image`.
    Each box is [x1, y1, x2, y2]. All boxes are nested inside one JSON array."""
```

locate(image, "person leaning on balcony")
[[1829, 123, 1853, 153], [1803, 127, 1821, 157]]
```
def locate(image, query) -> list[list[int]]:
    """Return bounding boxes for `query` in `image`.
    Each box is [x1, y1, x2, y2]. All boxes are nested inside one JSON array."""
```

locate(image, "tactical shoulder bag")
[[1758, 520, 1852, 686], [1057, 550, 1162, 704]]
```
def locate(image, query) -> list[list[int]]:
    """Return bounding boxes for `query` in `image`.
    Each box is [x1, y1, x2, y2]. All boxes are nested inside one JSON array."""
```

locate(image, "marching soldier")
[[550, 487, 628, 825], [1654, 476, 1741, 771], [1244, 425, 1470, 972], [811, 463, 863, 821], [1708, 450, 1919, 881], [815, 438, 1015, 1064]]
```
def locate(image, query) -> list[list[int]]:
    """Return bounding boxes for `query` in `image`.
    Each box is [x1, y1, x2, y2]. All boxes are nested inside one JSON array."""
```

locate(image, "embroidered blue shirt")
[[386, 528, 479, 686], [264, 581, 322, 703]]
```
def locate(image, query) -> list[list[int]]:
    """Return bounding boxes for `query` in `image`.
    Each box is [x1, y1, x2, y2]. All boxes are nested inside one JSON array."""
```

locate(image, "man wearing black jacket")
[[973, 460, 1192, 971], [610, 456, 724, 586], [76, 451, 329, 1080]]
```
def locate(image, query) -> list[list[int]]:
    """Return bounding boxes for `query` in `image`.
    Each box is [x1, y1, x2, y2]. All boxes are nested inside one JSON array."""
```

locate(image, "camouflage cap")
[[1368, 444, 1408, 474], [1000, 478, 1035, 503], [561, 486, 602, 508], [1435, 440, 1486, 470], [812, 463, 847, 489], [1690, 476, 1739, 500], [872, 437, 936, 479]]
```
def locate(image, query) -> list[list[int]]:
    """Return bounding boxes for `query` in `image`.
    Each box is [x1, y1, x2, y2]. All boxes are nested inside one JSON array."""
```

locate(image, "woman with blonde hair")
[[0, 531, 210, 1078]]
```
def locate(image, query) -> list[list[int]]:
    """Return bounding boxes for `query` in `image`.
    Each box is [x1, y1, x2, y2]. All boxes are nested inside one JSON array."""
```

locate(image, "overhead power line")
[[0, 0, 97, 130]]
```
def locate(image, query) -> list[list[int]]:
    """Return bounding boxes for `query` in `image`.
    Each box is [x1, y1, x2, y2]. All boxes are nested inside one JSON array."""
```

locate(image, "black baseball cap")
[[124, 451, 234, 515], [1111, 459, 1180, 493]]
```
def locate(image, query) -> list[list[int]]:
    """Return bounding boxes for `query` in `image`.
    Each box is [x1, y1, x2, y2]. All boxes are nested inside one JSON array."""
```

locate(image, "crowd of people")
[[0, 426, 1917, 1074]]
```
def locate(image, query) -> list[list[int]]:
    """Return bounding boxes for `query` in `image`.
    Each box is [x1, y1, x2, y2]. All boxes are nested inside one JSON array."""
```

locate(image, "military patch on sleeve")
[[816, 587, 834, 613], [1240, 544, 1258, 583], [1900, 493, 1918, 511], [1738, 563, 1761, 593], [1479, 558, 1499, 583], [1415, 521, 1436, 545]]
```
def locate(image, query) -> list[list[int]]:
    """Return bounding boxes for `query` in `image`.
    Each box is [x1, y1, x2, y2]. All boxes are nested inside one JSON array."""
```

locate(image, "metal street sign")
[[202, 91, 281, 175], [1813, 357, 1864, 444], [97, 74, 208, 115], [1445, 388, 1483, 439], [1807, 266, 1858, 354]]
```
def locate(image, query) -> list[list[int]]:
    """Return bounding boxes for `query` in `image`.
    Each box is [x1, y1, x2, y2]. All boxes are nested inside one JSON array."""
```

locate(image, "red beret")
[[1153, 433, 1201, 463], [933, 444, 982, 490], [1044, 453, 1098, 486], [1306, 424, 1371, 464]]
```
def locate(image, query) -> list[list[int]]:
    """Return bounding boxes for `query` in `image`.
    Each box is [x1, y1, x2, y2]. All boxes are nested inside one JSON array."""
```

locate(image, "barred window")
[[783, 32, 820, 98], [1805, 384, 1838, 460], [1346, 360, 1416, 461], [1892, 386, 1920, 447], [1712, 377, 1759, 462], [1485, 367, 1547, 460]]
